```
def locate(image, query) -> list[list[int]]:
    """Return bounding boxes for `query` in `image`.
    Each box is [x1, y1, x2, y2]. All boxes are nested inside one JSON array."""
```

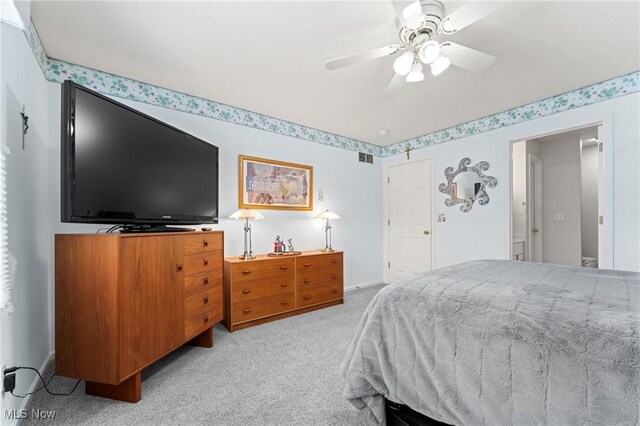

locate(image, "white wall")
[[382, 92, 640, 279], [1, 21, 54, 421], [581, 143, 599, 259], [48, 96, 384, 289], [540, 135, 582, 266]]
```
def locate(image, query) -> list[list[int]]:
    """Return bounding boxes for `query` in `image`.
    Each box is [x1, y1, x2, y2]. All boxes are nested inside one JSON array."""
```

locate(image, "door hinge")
[[387, 262, 390, 268], [387, 177, 390, 183], [599, 215, 604, 225], [387, 219, 390, 225], [599, 142, 603, 152]]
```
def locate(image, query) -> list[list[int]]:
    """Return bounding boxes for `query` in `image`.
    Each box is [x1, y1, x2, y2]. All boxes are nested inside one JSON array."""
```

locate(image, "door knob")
[[532, 228, 539, 233], [424, 230, 430, 235]]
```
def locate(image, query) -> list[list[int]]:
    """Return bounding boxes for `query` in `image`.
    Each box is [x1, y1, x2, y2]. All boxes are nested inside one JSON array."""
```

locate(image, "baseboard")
[[344, 280, 386, 292], [13, 351, 54, 426]]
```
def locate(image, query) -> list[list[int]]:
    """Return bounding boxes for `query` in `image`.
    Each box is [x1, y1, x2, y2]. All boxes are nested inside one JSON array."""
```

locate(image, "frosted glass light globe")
[[430, 55, 451, 76], [419, 40, 440, 64], [393, 51, 414, 76], [405, 62, 424, 83]]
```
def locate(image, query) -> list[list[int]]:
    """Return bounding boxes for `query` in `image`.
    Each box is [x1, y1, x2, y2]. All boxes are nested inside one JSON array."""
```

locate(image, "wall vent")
[[358, 152, 374, 164]]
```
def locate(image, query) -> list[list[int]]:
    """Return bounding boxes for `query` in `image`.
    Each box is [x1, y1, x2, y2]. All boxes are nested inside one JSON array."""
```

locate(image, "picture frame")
[[238, 155, 313, 210]]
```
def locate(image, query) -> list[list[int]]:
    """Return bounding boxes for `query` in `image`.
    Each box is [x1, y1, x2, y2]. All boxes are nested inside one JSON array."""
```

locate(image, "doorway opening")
[[511, 125, 603, 268]]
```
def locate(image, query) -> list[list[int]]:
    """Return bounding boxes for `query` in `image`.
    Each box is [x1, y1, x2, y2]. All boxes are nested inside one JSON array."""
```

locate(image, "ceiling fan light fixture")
[[393, 51, 414, 76], [405, 62, 424, 83], [418, 40, 441, 64], [430, 55, 451, 76]]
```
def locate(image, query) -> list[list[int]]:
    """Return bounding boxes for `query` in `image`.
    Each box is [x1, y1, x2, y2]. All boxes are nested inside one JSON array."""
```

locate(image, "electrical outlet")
[[554, 213, 565, 221]]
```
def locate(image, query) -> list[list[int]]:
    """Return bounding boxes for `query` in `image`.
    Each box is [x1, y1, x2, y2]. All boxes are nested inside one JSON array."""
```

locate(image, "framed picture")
[[239, 155, 313, 210]]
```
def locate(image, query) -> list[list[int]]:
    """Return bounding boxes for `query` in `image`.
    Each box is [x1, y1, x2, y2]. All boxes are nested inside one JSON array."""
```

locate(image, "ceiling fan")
[[325, 0, 504, 97]]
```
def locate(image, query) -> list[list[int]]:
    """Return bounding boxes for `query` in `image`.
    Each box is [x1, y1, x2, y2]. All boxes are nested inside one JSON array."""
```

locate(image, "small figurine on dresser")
[[287, 239, 294, 253], [274, 235, 285, 253]]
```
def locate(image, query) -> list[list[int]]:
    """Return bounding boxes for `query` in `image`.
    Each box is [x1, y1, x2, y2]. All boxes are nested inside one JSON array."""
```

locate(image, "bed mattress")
[[342, 260, 640, 425]]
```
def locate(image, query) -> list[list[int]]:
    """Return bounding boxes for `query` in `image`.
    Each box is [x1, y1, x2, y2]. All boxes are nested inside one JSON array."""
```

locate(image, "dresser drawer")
[[297, 283, 343, 308], [184, 285, 222, 318], [232, 275, 294, 302], [184, 250, 221, 276], [184, 269, 222, 298], [297, 270, 343, 289], [231, 258, 294, 284], [184, 233, 222, 255], [233, 292, 295, 323], [184, 305, 223, 340], [296, 253, 343, 273]]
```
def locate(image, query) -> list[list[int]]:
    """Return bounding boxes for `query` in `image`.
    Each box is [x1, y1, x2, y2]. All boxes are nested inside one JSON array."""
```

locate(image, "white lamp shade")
[[430, 55, 451, 76], [229, 209, 264, 220], [314, 210, 340, 220], [405, 62, 424, 83], [393, 51, 414, 76], [419, 40, 440, 64]]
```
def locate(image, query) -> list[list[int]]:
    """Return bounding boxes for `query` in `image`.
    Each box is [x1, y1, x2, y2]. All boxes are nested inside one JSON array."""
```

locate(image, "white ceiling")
[[31, 1, 639, 147]]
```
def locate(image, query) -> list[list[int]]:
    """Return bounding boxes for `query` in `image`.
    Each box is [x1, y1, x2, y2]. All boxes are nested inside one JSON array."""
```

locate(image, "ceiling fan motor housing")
[[398, 0, 444, 44]]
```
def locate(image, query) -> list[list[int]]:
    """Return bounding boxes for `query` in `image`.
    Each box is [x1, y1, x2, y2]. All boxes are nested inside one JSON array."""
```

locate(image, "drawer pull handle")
[[303, 279, 311, 284], [242, 270, 251, 275], [203, 277, 209, 284], [176, 263, 183, 272], [242, 308, 252, 314], [280, 265, 288, 270], [242, 289, 251, 294], [281, 301, 288, 306], [203, 296, 209, 304], [303, 262, 311, 267], [332, 274, 338, 279], [331, 259, 337, 263], [203, 239, 209, 247], [204, 315, 209, 323], [303, 295, 311, 300], [203, 258, 209, 266], [280, 283, 288, 288]]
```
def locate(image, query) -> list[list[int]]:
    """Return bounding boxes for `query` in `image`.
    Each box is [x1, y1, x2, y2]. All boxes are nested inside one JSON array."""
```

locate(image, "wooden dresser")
[[223, 250, 343, 331], [55, 231, 224, 402]]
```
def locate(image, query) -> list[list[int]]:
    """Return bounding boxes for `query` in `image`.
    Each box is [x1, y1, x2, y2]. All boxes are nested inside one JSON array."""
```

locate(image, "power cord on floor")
[[5, 366, 81, 398]]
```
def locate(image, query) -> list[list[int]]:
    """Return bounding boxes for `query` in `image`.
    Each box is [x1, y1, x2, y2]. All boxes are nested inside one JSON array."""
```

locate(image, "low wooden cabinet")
[[55, 231, 224, 402], [223, 250, 343, 331]]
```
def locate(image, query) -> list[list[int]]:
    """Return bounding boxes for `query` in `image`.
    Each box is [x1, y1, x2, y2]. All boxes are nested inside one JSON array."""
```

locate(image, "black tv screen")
[[61, 81, 219, 225]]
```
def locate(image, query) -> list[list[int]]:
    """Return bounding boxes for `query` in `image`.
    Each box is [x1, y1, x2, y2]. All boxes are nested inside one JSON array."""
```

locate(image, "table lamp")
[[229, 209, 264, 259], [314, 210, 340, 252]]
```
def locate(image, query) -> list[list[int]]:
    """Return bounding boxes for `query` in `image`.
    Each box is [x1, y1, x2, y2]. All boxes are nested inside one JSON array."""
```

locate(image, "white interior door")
[[528, 154, 543, 262], [388, 159, 432, 283]]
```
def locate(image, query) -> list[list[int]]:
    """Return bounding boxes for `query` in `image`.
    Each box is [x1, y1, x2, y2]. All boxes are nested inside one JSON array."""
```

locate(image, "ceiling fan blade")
[[326, 44, 400, 70], [440, 2, 504, 34], [390, 0, 410, 25], [441, 42, 496, 73], [383, 73, 406, 97]]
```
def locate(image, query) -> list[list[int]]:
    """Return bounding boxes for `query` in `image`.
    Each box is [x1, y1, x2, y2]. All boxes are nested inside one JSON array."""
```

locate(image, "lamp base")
[[321, 248, 335, 252]]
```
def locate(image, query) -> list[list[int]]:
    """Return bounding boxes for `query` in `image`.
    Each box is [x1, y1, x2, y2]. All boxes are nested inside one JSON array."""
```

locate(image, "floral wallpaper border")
[[23, 20, 639, 158], [384, 70, 640, 157]]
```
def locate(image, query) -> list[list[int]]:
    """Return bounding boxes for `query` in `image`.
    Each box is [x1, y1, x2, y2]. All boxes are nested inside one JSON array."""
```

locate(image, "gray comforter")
[[342, 260, 640, 425]]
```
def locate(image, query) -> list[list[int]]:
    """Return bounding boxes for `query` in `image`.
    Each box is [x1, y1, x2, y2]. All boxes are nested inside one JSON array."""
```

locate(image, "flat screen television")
[[61, 80, 219, 229]]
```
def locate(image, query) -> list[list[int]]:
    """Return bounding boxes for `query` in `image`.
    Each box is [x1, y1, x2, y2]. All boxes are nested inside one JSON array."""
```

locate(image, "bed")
[[342, 260, 640, 425]]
